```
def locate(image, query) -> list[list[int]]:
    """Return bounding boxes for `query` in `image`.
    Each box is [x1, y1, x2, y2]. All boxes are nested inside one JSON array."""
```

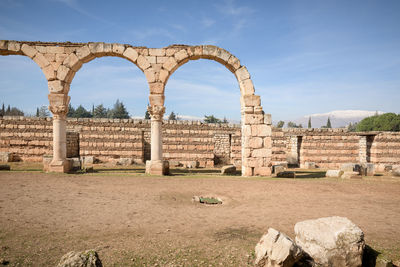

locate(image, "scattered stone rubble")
[[255, 216, 365, 267]]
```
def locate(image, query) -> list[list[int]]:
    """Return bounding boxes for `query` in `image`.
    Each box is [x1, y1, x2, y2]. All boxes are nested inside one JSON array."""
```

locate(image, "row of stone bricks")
[[0, 140, 52, 146], [0, 124, 52, 130], [302, 135, 359, 140], [300, 157, 358, 163], [74, 127, 145, 132], [80, 150, 142, 156], [300, 145, 359, 150], [163, 137, 214, 143], [163, 152, 214, 159], [370, 157, 400, 164], [80, 142, 142, 149], [370, 149, 400, 153], [371, 144, 400, 148], [2, 147, 50, 155], [301, 150, 359, 156], [163, 144, 213, 151], [79, 136, 143, 141]]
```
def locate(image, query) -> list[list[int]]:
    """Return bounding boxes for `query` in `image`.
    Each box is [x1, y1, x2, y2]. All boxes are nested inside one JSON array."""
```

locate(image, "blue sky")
[[0, 0, 399, 121]]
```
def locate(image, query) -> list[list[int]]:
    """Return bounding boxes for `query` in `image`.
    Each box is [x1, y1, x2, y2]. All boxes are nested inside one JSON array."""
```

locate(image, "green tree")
[[356, 113, 400, 132], [204, 115, 221, 123], [287, 121, 302, 128], [36, 107, 40, 117], [168, 111, 177, 120], [73, 105, 92, 118], [7, 107, 24, 116], [38, 106, 49, 117], [144, 105, 150, 120], [308, 117, 312, 128], [326, 117, 332, 128], [6, 105, 11, 114], [93, 104, 108, 118], [111, 99, 129, 119], [276, 121, 285, 128], [222, 117, 228, 123], [67, 104, 75, 117]]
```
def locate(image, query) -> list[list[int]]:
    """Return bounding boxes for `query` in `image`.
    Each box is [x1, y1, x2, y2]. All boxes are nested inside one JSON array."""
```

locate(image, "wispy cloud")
[[54, 0, 113, 25], [215, 0, 255, 16], [201, 17, 216, 28]]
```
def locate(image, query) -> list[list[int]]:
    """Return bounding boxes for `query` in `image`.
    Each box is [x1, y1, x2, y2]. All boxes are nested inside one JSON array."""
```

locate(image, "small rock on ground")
[[57, 249, 102, 267]]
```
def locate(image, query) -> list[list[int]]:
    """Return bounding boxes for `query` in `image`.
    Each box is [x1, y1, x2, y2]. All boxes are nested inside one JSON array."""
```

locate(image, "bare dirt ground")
[[0, 165, 399, 266]]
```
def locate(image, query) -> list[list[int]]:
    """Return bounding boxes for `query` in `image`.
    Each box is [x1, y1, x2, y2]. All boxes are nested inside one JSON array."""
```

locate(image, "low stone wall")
[[0, 116, 240, 167], [1, 116, 399, 170]]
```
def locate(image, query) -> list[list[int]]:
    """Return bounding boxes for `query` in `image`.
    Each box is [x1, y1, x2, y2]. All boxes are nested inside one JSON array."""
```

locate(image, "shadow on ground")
[[292, 170, 327, 179]]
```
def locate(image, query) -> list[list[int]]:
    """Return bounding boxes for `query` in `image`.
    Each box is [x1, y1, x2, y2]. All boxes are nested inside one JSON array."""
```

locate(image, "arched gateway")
[[0, 40, 272, 176]]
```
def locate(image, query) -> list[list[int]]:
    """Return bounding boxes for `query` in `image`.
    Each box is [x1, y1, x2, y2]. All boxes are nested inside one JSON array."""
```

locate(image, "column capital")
[[48, 93, 70, 119], [148, 105, 165, 121]]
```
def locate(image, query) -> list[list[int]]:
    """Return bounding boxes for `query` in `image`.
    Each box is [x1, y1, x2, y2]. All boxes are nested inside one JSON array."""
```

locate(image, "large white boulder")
[[56, 250, 102, 267], [255, 228, 303, 267], [294, 216, 364, 267]]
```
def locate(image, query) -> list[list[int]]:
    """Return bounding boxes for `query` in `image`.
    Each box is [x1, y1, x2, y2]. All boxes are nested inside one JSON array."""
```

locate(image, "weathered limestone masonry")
[[0, 40, 271, 176], [271, 128, 400, 171], [0, 116, 240, 167]]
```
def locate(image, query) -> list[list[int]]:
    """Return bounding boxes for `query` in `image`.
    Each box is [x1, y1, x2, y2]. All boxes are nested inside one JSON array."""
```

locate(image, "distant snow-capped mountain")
[[286, 110, 385, 128]]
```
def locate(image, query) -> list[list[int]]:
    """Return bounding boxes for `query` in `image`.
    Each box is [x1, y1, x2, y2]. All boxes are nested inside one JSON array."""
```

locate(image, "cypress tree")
[[326, 117, 332, 128], [308, 117, 312, 128]]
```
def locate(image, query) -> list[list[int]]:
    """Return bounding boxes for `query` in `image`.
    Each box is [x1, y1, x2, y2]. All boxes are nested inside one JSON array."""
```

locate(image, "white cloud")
[[201, 17, 216, 28]]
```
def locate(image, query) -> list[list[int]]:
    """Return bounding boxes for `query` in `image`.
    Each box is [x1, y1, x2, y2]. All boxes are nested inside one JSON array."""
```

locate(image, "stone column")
[[48, 93, 70, 173], [145, 105, 169, 175], [358, 135, 367, 163]]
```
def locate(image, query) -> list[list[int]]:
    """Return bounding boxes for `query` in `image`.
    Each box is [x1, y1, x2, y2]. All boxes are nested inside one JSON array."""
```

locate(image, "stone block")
[[360, 163, 375, 176], [248, 137, 263, 149], [149, 82, 164, 94], [117, 158, 133, 166], [42, 65, 56, 80], [294, 216, 365, 267], [255, 228, 304, 267], [122, 47, 138, 62], [75, 46, 92, 61], [0, 40, 8, 50], [112, 43, 125, 54], [272, 165, 285, 174], [48, 80, 69, 93], [242, 95, 261, 107], [146, 160, 169, 175], [254, 167, 272, 176], [8, 41, 21, 52], [215, 48, 231, 63], [88, 42, 104, 54], [174, 49, 188, 62], [158, 68, 169, 83], [21, 44, 37, 58], [235, 66, 250, 81], [46, 46, 64, 54], [63, 53, 81, 71], [144, 68, 156, 83], [56, 65, 71, 81], [149, 48, 165, 56], [243, 114, 264, 125], [149, 94, 165, 106], [228, 55, 241, 71], [145, 55, 156, 64], [162, 56, 177, 71], [136, 55, 151, 70], [202, 45, 218, 57], [221, 165, 236, 175], [252, 148, 271, 158], [325, 170, 344, 178], [33, 53, 50, 68], [264, 114, 272, 125], [251, 124, 271, 137], [340, 163, 362, 174], [286, 153, 298, 165]]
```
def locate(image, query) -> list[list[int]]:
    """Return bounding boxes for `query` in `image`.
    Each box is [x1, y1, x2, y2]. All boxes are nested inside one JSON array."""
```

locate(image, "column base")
[[146, 160, 169, 175], [47, 159, 71, 173]]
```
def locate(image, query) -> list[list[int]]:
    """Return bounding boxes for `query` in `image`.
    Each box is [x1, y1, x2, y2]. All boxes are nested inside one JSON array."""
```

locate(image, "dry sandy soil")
[[0, 166, 399, 266]]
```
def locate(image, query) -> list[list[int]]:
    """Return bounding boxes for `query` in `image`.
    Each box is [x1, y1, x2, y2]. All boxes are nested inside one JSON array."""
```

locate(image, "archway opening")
[[68, 56, 149, 171], [164, 59, 242, 174], [0, 55, 51, 165]]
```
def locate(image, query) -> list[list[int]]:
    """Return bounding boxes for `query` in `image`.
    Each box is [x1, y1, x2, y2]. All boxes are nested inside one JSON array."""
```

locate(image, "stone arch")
[[52, 42, 151, 95], [154, 45, 271, 176], [0, 41, 55, 83]]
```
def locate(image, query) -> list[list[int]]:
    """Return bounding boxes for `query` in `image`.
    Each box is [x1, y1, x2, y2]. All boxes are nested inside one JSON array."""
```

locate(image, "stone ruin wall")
[[0, 116, 241, 167], [1, 116, 399, 171]]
